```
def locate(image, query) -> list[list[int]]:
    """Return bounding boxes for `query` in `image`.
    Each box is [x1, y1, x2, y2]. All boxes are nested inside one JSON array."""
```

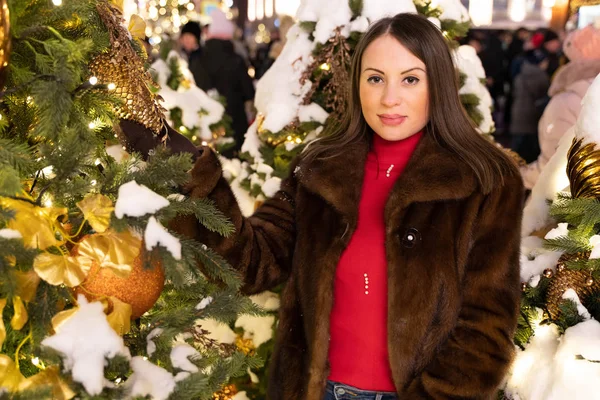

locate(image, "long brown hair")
[[302, 13, 515, 193]]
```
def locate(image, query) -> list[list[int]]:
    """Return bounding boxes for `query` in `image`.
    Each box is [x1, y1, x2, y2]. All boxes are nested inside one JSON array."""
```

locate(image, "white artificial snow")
[[125, 356, 175, 400], [431, 0, 470, 22], [298, 103, 329, 124], [196, 318, 236, 344], [296, 0, 352, 43], [562, 289, 591, 320], [575, 73, 600, 146], [146, 328, 163, 357], [453, 45, 494, 133], [0, 229, 22, 239], [590, 235, 600, 259], [114, 181, 169, 219], [233, 392, 251, 400], [529, 274, 541, 288], [151, 52, 225, 140], [145, 216, 182, 260], [361, 0, 416, 21], [234, 292, 280, 348], [167, 193, 185, 202], [545, 222, 569, 240], [254, 25, 316, 133], [196, 296, 213, 310], [170, 343, 200, 373], [506, 320, 600, 399], [262, 177, 282, 198], [41, 295, 130, 396], [522, 128, 574, 236], [105, 144, 129, 163], [349, 16, 370, 33], [240, 120, 263, 161], [255, 163, 275, 175], [520, 235, 563, 284], [219, 157, 257, 216]]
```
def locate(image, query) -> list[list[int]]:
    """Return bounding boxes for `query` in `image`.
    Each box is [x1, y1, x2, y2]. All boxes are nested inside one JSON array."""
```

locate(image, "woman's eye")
[[367, 76, 383, 84], [404, 76, 420, 85]]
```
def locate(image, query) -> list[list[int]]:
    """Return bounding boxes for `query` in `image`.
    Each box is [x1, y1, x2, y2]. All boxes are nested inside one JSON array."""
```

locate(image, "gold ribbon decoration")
[[0, 197, 68, 250], [10, 295, 27, 330], [76, 194, 114, 233], [33, 253, 93, 287], [76, 230, 140, 278], [567, 138, 600, 199]]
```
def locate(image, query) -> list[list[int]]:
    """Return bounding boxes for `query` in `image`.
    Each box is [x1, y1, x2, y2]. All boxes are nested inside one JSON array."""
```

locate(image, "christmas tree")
[[149, 50, 236, 153], [0, 1, 260, 399], [503, 75, 600, 399]]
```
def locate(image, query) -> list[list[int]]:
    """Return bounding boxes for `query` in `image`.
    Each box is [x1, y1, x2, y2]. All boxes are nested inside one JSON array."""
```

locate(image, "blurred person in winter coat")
[[521, 25, 600, 189], [190, 9, 255, 157], [510, 49, 550, 163]]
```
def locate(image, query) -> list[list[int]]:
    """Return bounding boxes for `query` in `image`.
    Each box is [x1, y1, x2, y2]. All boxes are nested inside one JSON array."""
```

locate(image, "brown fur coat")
[[173, 132, 524, 399]]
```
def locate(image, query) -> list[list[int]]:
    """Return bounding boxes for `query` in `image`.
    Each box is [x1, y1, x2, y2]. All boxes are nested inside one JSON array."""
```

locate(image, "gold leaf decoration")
[[0, 355, 24, 392], [128, 14, 146, 40], [18, 366, 76, 400], [0, 197, 67, 250], [76, 194, 114, 233], [90, 1, 166, 135], [567, 138, 600, 199], [10, 296, 27, 330], [0, 298, 6, 349], [33, 253, 93, 287], [51, 307, 78, 333], [14, 270, 41, 302], [106, 296, 132, 335], [76, 230, 140, 278]]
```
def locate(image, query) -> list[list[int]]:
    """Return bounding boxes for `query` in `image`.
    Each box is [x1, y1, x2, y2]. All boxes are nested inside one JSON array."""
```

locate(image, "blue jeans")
[[323, 381, 398, 400]]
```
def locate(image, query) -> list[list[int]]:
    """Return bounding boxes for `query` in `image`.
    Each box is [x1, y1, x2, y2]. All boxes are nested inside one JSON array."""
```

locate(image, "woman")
[[126, 13, 523, 400]]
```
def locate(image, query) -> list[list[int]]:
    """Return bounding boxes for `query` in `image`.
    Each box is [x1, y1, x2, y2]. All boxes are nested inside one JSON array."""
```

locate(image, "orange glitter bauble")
[[74, 248, 164, 319]]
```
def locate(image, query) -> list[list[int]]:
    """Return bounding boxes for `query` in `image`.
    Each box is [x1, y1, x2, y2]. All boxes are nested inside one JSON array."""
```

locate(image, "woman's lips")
[[378, 114, 407, 126]]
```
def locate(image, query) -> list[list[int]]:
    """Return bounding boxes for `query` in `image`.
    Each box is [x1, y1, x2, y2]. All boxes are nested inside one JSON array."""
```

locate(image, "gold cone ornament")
[[567, 138, 600, 199], [72, 231, 165, 319], [546, 252, 599, 319], [90, 1, 166, 136]]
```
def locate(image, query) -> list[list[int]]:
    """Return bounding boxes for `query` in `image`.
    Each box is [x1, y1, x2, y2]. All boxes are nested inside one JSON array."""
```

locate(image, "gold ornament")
[[567, 138, 600, 199], [0, 0, 10, 87], [213, 384, 238, 400], [127, 14, 146, 40], [90, 1, 166, 135], [521, 282, 528, 292], [76, 230, 139, 278], [33, 252, 93, 287], [76, 194, 114, 233], [546, 253, 599, 319], [543, 268, 554, 278], [0, 355, 24, 392], [235, 333, 256, 355], [587, 277, 595, 286], [0, 197, 68, 250], [74, 244, 164, 319], [14, 270, 41, 302]]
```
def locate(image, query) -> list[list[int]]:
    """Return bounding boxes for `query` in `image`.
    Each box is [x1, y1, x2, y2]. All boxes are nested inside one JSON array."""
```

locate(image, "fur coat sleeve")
[[403, 174, 523, 399], [172, 147, 296, 295]]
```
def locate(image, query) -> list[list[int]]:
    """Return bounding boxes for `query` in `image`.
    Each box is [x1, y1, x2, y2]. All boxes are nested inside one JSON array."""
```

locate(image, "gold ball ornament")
[[74, 247, 164, 319], [521, 282, 528, 292], [543, 268, 554, 278], [213, 384, 238, 400], [0, 0, 11, 87]]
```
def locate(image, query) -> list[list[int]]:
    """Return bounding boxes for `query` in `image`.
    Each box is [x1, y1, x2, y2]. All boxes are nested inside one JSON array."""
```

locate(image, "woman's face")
[[359, 34, 430, 141]]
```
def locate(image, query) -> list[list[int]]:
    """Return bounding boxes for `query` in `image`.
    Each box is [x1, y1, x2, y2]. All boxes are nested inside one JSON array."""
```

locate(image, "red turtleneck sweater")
[[327, 131, 423, 391]]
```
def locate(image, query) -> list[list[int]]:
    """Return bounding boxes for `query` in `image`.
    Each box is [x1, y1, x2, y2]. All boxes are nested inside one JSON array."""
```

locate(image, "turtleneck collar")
[[366, 131, 423, 177]]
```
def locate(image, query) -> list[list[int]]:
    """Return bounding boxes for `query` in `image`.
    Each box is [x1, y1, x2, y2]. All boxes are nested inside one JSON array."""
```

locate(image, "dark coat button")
[[402, 228, 421, 248]]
